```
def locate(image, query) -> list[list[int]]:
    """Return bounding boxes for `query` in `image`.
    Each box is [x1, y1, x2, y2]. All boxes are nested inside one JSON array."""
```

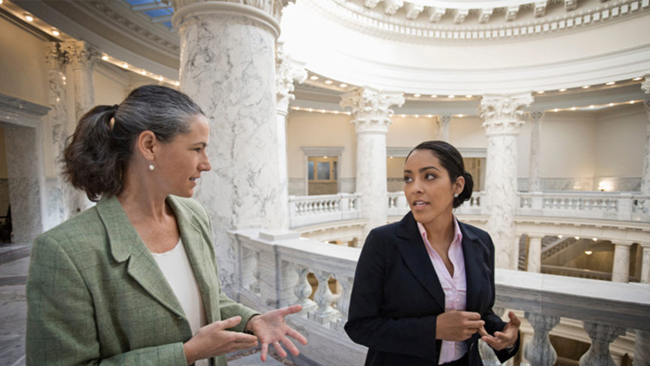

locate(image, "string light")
[[24, 13, 34, 22], [582, 85, 590, 89], [101, 55, 109, 61], [465, 94, 473, 98], [431, 95, 438, 98], [448, 95, 455, 99], [414, 94, 421, 98], [559, 88, 567, 92], [51, 28, 60, 36], [325, 80, 333, 84], [339, 83, 348, 88], [606, 81, 616, 86], [537, 91, 545, 94], [309, 76, 318, 80]]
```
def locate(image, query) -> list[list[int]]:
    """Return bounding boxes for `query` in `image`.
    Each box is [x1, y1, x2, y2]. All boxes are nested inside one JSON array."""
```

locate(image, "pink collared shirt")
[[417, 218, 467, 364]]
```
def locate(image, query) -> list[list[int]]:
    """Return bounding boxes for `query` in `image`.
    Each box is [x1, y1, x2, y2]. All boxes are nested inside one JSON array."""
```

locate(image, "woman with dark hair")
[[26, 85, 306, 366], [345, 140, 520, 366]]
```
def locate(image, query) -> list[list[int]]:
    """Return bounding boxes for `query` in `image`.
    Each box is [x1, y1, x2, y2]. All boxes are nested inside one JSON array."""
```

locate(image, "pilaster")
[[641, 76, 650, 195]]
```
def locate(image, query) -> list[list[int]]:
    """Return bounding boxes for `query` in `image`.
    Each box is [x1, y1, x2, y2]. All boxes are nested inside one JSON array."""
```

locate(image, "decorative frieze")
[[479, 93, 533, 136], [454, 8, 469, 24], [506, 5, 520, 21], [340, 87, 404, 134], [535, 1, 548, 17], [364, 0, 381, 9], [173, 0, 274, 14], [478, 8, 493, 23]]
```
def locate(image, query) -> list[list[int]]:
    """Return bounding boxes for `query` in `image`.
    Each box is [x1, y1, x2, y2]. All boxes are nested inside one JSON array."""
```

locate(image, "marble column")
[[580, 322, 626, 366], [527, 233, 544, 273], [44, 42, 70, 228], [61, 40, 101, 215], [479, 93, 533, 269], [438, 114, 451, 141], [611, 240, 632, 283], [524, 312, 560, 366], [637, 244, 650, 366], [528, 110, 544, 192], [340, 87, 404, 239], [275, 41, 306, 230], [173, 0, 284, 295], [642, 77, 650, 195]]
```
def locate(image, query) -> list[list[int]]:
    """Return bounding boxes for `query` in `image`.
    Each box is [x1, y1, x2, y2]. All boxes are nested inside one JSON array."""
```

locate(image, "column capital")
[[44, 42, 67, 71], [479, 93, 533, 136], [642, 74, 650, 94], [276, 43, 306, 115], [172, 0, 280, 38], [61, 41, 101, 70], [340, 87, 404, 134]]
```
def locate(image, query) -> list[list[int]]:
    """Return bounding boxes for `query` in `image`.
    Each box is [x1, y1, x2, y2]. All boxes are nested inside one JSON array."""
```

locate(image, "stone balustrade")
[[289, 191, 650, 228], [289, 193, 361, 228], [231, 229, 650, 366]]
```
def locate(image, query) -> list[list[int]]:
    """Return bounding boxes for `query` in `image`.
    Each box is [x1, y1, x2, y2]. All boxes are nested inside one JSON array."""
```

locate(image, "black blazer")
[[345, 212, 519, 366]]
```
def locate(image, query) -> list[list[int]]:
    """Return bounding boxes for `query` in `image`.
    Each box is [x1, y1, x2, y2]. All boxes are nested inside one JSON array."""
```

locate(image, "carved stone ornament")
[[384, 0, 404, 15], [364, 0, 381, 9], [272, 0, 296, 21], [479, 93, 534, 136], [404, 3, 424, 20], [61, 41, 101, 70], [276, 42, 307, 113], [642, 75, 650, 94], [340, 87, 405, 133], [45, 42, 67, 71], [427, 7, 446, 23]]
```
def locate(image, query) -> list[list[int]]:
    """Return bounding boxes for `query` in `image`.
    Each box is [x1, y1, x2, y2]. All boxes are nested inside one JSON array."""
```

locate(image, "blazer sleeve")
[[345, 230, 440, 363], [479, 233, 520, 363], [26, 234, 187, 366]]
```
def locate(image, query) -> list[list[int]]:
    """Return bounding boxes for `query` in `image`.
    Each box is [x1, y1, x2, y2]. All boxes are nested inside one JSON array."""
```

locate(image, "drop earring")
[[149, 164, 155, 171]]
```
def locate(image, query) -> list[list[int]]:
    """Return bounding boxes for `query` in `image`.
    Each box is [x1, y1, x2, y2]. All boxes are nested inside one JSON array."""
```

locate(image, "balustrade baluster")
[[524, 312, 560, 366], [580, 322, 625, 366], [331, 275, 353, 332], [479, 306, 505, 365], [308, 270, 340, 326], [293, 264, 317, 315], [250, 251, 261, 295]]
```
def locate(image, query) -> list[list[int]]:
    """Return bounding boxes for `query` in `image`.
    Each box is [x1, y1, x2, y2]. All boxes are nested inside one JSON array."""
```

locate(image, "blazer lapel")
[[459, 222, 486, 313], [167, 196, 216, 323], [395, 212, 446, 311], [96, 196, 186, 320]]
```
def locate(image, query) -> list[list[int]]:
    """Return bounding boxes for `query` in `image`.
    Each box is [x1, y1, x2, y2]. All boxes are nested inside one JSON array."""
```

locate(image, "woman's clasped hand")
[[435, 311, 485, 342]]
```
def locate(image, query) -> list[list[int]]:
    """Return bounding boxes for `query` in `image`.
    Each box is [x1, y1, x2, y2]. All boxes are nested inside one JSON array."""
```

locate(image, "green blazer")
[[26, 195, 257, 366]]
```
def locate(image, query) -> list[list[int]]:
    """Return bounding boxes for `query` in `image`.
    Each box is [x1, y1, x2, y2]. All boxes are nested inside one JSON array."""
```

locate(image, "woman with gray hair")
[[26, 85, 306, 366]]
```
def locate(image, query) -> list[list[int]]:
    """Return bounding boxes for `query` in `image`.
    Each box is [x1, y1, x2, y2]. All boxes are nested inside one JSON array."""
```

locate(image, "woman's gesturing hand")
[[183, 316, 258, 365], [436, 310, 485, 341], [479, 311, 521, 351], [245, 304, 309, 362]]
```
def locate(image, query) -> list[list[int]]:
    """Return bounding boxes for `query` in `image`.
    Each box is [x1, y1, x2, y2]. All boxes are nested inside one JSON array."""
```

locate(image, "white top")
[[152, 239, 209, 366]]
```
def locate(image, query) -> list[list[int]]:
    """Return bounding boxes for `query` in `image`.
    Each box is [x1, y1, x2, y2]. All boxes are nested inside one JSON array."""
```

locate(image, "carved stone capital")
[[276, 43, 307, 114], [44, 42, 67, 71], [479, 93, 533, 136], [530, 110, 545, 122], [172, 0, 280, 37], [61, 41, 101, 70], [340, 87, 405, 134], [642, 75, 650, 94]]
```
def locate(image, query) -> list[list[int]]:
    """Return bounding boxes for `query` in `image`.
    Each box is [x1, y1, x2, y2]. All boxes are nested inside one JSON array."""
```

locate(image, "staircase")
[[518, 236, 576, 271]]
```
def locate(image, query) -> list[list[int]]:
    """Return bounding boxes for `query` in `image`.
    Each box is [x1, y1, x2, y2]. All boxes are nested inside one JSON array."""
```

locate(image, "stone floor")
[[0, 244, 299, 366]]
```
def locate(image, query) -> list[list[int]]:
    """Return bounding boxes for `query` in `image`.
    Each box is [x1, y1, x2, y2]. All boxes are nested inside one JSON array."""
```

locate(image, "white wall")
[[594, 104, 646, 177], [387, 116, 438, 147]]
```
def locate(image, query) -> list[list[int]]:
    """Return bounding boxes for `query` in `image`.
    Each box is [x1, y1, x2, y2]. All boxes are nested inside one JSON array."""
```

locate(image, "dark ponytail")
[[63, 85, 204, 201], [406, 140, 473, 208]]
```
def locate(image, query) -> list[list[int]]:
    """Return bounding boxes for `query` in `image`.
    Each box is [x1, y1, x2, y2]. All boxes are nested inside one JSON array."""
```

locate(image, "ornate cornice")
[[340, 87, 404, 134], [311, 0, 650, 43], [61, 41, 101, 70], [479, 93, 533, 136]]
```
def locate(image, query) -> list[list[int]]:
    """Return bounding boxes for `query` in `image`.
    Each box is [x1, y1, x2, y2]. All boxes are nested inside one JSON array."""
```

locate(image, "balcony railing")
[[232, 229, 650, 366], [288, 192, 650, 229]]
